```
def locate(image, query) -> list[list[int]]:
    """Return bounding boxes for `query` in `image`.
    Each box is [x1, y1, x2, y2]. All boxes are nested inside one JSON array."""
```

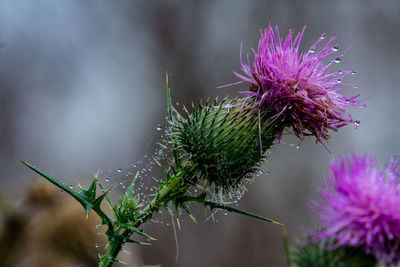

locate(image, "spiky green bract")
[[114, 196, 140, 224], [293, 241, 378, 267], [171, 98, 281, 192]]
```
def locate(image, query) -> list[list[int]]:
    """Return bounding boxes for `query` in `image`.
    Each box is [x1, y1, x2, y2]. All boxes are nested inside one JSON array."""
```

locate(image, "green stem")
[[99, 172, 186, 267], [282, 227, 292, 267]]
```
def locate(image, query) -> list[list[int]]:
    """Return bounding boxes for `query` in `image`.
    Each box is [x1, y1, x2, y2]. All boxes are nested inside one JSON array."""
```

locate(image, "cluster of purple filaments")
[[232, 25, 364, 143], [311, 154, 400, 264]]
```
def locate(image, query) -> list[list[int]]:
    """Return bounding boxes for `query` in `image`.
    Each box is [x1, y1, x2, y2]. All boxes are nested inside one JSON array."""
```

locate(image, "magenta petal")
[[227, 24, 364, 144], [312, 154, 400, 264]]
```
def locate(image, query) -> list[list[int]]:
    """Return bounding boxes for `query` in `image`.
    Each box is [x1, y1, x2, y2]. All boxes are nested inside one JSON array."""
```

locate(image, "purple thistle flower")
[[230, 25, 364, 144], [311, 154, 400, 264]]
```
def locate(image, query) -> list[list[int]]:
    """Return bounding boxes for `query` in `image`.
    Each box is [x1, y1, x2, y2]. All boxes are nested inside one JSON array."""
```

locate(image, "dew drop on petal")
[[68, 184, 73, 189], [309, 47, 316, 54], [320, 33, 326, 39], [105, 178, 110, 182], [334, 57, 341, 63], [117, 168, 122, 173], [351, 70, 357, 75], [336, 79, 342, 83], [354, 120, 360, 129], [332, 45, 339, 51]]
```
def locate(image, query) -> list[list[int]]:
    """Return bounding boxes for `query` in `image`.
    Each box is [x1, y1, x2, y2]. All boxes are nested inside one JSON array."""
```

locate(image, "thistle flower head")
[[232, 25, 363, 143], [311, 154, 400, 264]]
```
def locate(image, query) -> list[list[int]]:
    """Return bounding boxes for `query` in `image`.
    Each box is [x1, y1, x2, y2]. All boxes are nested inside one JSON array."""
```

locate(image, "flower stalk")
[[20, 83, 283, 266]]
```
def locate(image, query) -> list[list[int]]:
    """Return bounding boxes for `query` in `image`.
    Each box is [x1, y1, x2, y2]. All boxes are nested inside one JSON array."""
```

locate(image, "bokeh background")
[[1, 1, 399, 266]]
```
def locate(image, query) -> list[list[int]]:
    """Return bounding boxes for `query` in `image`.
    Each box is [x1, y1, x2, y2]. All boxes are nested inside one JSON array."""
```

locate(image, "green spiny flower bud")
[[171, 98, 282, 192], [114, 196, 141, 224], [293, 241, 378, 267]]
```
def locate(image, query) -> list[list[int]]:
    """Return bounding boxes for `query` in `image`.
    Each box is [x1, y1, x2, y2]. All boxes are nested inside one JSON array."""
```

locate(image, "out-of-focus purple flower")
[[311, 154, 400, 264], [230, 25, 364, 144]]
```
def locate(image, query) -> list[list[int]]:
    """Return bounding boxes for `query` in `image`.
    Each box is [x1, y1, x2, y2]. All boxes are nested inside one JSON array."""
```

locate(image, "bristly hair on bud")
[[170, 98, 282, 193], [223, 25, 365, 146]]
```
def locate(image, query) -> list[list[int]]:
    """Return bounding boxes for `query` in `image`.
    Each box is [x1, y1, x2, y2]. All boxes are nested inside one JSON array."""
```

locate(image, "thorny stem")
[[21, 84, 284, 267], [99, 172, 187, 267]]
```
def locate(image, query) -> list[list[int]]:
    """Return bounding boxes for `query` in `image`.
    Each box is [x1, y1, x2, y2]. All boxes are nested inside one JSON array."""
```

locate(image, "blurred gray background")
[[0, 0, 399, 266]]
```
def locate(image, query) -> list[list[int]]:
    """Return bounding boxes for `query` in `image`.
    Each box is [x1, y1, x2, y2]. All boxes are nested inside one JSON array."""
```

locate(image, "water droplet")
[[354, 85, 359, 89], [224, 212, 228, 216], [156, 125, 162, 131], [332, 45, 339, 51], [95, 243, 99, 248], [354, 120, 360, 129], [105, 178, 110, 182], [320, 33, 326, 39], [266, 171, 271, 176], [334, 57, 341, 63], [296, 145, 300, 150], [68, 184, 73, 189], [351, 70, 357, 75], [336, 79, 342, 83], [289, 144, 295, 147], [309, 47, 316, 54], [117, 168, 122, 173]]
